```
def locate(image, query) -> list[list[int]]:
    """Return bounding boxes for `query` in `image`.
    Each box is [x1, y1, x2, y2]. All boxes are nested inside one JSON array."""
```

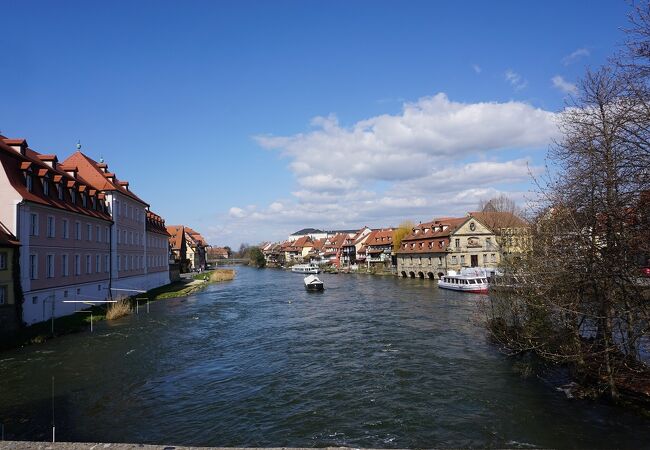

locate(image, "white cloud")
[[562, 48, 590, 65], [552, 75, 578, 95], [472, 64, 482, 74], [228, 207, 246, 218], [505, 69, 528, 91], [221, 93, 558, 245]]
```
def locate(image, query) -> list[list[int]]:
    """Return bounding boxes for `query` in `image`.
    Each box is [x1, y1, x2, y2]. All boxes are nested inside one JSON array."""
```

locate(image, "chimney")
[[3, 138, 28, 155]]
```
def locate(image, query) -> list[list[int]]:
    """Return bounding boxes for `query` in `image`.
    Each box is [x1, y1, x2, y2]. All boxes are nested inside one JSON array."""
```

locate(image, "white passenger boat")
[[304, 274, 324, 291], [291, 264, 320, 274], [438, 268, 490, 294]]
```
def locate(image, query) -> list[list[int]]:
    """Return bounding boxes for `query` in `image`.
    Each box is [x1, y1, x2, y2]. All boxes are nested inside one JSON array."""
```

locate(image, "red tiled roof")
[[62, 151, 149, 206], [146, 210, 170, 236], [0, 222, 19, 247], [397, 217, 466, 254], [167, 225, 185, 250], [0, 137, 112, 222], [365, 229, 394, 247], [293, 236, 314, 248]]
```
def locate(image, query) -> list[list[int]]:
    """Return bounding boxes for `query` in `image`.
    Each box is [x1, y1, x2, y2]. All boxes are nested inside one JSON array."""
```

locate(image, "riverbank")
[[0, 269, 236, 352]]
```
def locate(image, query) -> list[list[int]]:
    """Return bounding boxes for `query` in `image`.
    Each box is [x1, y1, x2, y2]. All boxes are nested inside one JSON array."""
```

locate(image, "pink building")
[[63, 149, 171, 293], [146, 211, 171, 277], [0, 137, 113, 324], [0, 136, 173, 325]]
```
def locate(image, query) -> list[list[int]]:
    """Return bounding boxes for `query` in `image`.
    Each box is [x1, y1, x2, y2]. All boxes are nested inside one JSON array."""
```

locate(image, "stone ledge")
[[0, 443, 369, 450]]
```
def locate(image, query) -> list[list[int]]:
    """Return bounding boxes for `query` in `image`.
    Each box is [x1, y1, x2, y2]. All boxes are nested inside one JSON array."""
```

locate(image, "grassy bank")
[[0, 269, 236, 352]]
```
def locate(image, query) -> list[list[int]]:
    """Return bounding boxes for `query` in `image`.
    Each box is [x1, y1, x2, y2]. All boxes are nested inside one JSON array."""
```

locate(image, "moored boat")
[[291, 263, 320, 274], [304, 274, 324, 291], [438, 268, 489, 293]]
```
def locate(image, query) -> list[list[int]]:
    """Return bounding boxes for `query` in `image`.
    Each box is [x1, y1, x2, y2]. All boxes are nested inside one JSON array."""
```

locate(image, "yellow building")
[[396, 212, 529, 278], [0, 224, 20, 332]]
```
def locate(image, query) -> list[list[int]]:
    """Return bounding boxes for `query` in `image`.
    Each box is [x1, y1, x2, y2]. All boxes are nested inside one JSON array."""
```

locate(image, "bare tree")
[[486, 65, 650, 402]]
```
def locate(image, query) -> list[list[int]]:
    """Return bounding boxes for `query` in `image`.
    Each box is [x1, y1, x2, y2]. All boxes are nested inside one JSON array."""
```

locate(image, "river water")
[[0, 266, 648, 448]]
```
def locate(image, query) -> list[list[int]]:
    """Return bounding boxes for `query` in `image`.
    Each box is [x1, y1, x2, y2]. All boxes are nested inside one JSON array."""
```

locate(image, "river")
[[0, 266, 648, 448]]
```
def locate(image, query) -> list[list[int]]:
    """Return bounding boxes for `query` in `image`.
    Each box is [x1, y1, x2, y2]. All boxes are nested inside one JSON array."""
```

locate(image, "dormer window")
[[26, 173, 33, 192], [91, 197, 97, 209], [71, 189, 76, 204], [43, 177, 50, 196], [81, 193, 87, 208], [57, 183, 64, 200]]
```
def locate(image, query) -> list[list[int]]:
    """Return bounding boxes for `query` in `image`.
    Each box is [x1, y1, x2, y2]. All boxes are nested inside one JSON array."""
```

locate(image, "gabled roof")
[[0, 221, 19, 247], [468, 211, 528, 232], [166, 225, 185, 250], [62, 151, 149, 206], [365, 229, 394, 247], [293, 236, 314, 248]]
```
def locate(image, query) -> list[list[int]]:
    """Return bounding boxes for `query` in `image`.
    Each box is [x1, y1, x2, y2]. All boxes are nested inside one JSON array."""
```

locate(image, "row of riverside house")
[[260, 211, 530, 276], [0, 135, 209, 329], [261, 226, 397, 269]]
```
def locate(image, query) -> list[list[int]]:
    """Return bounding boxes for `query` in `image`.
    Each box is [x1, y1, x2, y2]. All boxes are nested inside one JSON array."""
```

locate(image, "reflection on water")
[[0, 266, 648, 448]]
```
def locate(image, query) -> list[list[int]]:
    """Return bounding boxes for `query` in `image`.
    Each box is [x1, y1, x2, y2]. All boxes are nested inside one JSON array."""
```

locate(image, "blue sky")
[[0, 0, 631, 246]]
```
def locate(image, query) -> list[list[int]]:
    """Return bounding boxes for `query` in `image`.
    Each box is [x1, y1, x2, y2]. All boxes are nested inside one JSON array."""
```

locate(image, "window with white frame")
[[75, 254, 81, 275], [46, 254, 54, 278], [47, 216, 55, 238], [29, 254, 38, 279], [104, 254, 109, 272], [62, 254, 69, 277], [96, 254, 100, 273], [86, 255, 91, 274], [29, 213, 38, 236], [0, 285, 8, 304], [62, 219, 69, 239], [96, 225, 101, 242], [75, 222, 81, 240], [0, 252, 7, 270], [87, 224, 92, 241]]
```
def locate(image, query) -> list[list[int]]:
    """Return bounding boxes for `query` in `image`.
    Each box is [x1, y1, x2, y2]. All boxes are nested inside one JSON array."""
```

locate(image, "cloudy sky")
[[0, 0, 630, 246]]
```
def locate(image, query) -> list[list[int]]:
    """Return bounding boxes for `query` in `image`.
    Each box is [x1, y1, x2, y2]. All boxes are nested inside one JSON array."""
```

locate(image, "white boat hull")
[[292, 265, 320, 274], [438, 268, 490, 294]]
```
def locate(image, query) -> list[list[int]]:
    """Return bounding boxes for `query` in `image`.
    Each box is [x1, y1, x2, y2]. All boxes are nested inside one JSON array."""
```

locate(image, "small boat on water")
[[438, 267, 490, 294], [304, 274, 324, 291], [291, 263, 320, 274]]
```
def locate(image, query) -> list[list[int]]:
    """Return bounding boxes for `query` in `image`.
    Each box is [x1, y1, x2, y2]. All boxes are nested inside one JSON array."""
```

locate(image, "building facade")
[[396, 215, 503, 279], [0, 224, 20, 332], [0, 138, 114, 324]]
